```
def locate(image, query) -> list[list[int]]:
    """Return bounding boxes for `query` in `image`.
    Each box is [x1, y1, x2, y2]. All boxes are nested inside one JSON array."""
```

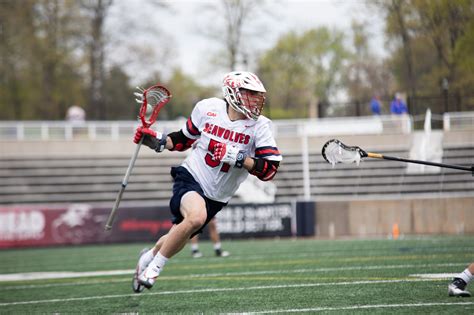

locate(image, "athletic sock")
[[139, 249, 154, 268], [152, 252, 169, 271], [191, 243, 199, 252], [213, 242, 222, 250], [457, 268, 473, 284]]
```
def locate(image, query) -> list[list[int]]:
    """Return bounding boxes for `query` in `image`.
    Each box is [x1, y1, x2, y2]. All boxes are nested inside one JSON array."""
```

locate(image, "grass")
[[1, 236, 474, 314]]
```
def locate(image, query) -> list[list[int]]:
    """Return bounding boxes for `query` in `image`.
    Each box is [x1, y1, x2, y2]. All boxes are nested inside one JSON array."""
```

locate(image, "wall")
[[315, 196, 474, 237]]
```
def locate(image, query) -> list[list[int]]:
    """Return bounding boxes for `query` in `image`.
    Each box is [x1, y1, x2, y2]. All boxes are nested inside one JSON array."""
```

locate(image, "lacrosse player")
[[132, 71, 282, 292], [448, 262, 474, 297]]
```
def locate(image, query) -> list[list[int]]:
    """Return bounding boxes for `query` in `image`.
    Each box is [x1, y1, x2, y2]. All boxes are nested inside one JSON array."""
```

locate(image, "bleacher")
[[0, 114, 473, 206], [275, 146, 474, 202], [0, 144, 473, 206], [0, 153, 184, 206]]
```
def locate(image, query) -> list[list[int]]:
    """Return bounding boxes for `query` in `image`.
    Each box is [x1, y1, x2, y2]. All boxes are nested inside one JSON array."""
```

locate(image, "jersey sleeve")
[[181, 101, 205, 139], [253, 118, 282, 162]]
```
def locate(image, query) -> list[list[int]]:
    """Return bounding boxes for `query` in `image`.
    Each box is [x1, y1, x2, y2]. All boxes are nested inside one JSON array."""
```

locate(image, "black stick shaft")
[[367, 152, 473, 173]]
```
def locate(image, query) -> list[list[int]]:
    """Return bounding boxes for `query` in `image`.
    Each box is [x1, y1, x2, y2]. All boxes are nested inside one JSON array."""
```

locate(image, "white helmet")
[[222, 71, 266, 120]]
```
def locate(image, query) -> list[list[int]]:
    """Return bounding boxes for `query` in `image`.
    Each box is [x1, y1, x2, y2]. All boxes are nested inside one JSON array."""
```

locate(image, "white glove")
[[213, 143, 246, 168]]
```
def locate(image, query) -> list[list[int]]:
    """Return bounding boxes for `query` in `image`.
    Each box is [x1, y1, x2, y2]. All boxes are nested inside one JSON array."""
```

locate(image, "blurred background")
[[0, 0, 473, 248]]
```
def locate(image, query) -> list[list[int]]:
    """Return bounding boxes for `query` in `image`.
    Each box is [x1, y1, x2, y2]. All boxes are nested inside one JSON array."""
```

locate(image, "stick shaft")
[[104, 138, 143, 231], [367, 152, 473, 173]]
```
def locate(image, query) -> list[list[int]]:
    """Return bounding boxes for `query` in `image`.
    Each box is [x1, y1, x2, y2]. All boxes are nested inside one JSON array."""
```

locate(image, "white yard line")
[[0, 279, 439, 307], [409, 273, 457, 279], [0, 262, 464, 283], [0, 270, 134, 282], [236, 302, 474, 314]]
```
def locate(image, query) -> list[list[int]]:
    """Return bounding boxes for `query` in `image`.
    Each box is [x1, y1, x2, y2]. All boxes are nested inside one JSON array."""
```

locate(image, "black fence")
[[320, 93, 474, 120]]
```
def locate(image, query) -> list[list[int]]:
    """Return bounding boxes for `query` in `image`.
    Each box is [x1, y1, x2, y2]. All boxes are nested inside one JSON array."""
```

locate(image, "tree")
[[370, 0, 418, 100], [80, 0, 114, 120], [103, 66, 133, 120], [258, 27, 350, 118], [0, 0, 35, 119], [369, 0, 474, 113], [0, 0, 87, 120], [197, 0, 271, 72], [160, 68, 217, 120], [343, 21, 394, 115]]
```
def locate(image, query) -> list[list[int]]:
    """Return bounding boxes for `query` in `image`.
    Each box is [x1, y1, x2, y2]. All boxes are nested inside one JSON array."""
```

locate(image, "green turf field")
[[1, 236, 474, 314]]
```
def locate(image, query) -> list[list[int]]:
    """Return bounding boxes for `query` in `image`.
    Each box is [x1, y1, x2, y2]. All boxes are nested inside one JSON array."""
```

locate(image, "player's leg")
[[139, 191, 207, 288], [208, 218, 229, 257], [190, 234, 203, 258], [132, 228, 175, 293], [449, 262, 474, 297]]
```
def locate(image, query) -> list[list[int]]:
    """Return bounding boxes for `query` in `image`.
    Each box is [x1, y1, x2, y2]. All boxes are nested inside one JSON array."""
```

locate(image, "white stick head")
[[321, 139, 364, 167]]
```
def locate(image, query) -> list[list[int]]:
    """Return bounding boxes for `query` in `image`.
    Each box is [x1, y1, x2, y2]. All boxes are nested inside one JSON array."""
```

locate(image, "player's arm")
[[133, 128, 196, 152], [247, 157, 279, 181], [134, 108, 202, 153]]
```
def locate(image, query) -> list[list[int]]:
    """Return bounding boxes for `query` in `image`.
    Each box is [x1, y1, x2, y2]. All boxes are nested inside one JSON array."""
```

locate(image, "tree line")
[[1, 0, 474, 121]]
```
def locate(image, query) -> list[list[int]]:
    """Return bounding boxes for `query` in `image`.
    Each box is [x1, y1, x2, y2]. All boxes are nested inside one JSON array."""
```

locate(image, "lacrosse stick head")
[[321, 139, 367, 167], [137, 85, 172, 127]]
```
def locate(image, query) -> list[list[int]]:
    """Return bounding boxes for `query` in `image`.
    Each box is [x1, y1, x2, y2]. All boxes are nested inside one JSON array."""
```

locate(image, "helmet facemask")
[[237, 88, 265, 120], [222, 71, 267, 121]]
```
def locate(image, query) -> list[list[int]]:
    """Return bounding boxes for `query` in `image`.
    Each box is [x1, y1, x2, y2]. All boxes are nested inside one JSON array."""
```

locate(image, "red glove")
[[133, 127, 157, 144], [133, 127, 167, 152]]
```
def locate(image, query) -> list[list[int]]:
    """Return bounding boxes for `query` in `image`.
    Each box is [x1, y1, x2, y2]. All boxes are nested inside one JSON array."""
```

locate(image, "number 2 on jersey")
[[205, 139, 230, 172]]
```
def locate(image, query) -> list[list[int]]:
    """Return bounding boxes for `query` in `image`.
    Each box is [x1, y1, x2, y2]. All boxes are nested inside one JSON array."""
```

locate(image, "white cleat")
[[192, 250, 203, 258], [448, 278, 472, 297], [215, 249, 230, 257], [138, 264, 161, 289], [132, 248, 149, 293]]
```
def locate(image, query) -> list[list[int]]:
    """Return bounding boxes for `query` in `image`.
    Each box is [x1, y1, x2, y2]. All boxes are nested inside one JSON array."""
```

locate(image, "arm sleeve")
[[168, 130, 196, 152], [249, 158, 280, 181], [181, 101, 204, 140], [250, 119, 282, 181], [253, 119, 282, 162]]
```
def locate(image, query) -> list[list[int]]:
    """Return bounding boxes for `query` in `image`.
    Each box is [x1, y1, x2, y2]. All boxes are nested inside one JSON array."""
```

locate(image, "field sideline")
[[1, 236, 474, 314]]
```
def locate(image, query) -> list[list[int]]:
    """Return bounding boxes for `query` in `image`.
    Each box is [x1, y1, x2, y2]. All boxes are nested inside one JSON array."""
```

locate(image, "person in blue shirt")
[[370, 95, 381, 115], [390, 93, 408, 115]]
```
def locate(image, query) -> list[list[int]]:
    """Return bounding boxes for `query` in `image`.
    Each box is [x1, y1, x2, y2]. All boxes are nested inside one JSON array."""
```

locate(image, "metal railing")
[[0, 111, 472, 141], [443, 112, 474, 131], [0, 115, 415, 141]]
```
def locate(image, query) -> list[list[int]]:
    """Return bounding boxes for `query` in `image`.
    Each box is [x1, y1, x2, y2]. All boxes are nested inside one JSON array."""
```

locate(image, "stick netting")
[[321, 139, 362, 166]]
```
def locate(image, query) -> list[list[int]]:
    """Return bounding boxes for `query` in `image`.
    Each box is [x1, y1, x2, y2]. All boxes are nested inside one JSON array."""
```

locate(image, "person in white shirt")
[[131, 71, 282, 292]]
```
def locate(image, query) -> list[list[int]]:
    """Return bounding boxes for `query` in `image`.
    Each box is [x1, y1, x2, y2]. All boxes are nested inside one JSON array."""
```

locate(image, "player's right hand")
[[134, 127, 166, 152], [134, 127, 157, 144]]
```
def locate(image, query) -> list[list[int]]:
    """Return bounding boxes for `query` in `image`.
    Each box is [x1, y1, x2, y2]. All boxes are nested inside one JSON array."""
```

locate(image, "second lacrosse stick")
[[321, 139, 473, 175]]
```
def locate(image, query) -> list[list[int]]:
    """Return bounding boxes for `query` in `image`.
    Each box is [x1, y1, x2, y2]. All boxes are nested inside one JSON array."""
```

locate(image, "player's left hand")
[[213, 143, 245, 168]]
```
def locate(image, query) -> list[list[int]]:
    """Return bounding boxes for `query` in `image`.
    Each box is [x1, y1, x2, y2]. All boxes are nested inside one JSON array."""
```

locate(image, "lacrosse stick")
[[321, 139, 474, 175], [104, 84, 172, 231]]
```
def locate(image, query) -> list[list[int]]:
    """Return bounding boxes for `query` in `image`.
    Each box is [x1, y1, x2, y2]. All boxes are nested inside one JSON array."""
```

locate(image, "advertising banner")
[[0, 204, 171, 249], [215, 202, 293, 238], [0, 201, 298, 248]]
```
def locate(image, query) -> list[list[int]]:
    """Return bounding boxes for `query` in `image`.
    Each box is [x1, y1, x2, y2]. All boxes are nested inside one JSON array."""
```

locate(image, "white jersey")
[[181, 98, 282, 203]]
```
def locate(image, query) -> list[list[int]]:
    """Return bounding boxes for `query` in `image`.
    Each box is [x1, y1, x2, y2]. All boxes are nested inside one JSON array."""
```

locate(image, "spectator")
[[370, 95, 382, 115], [390, 93, 408, 115]]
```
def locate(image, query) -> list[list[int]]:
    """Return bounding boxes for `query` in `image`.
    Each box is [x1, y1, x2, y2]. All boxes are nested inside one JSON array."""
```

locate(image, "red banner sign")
[[0, 204, 172, 249]]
